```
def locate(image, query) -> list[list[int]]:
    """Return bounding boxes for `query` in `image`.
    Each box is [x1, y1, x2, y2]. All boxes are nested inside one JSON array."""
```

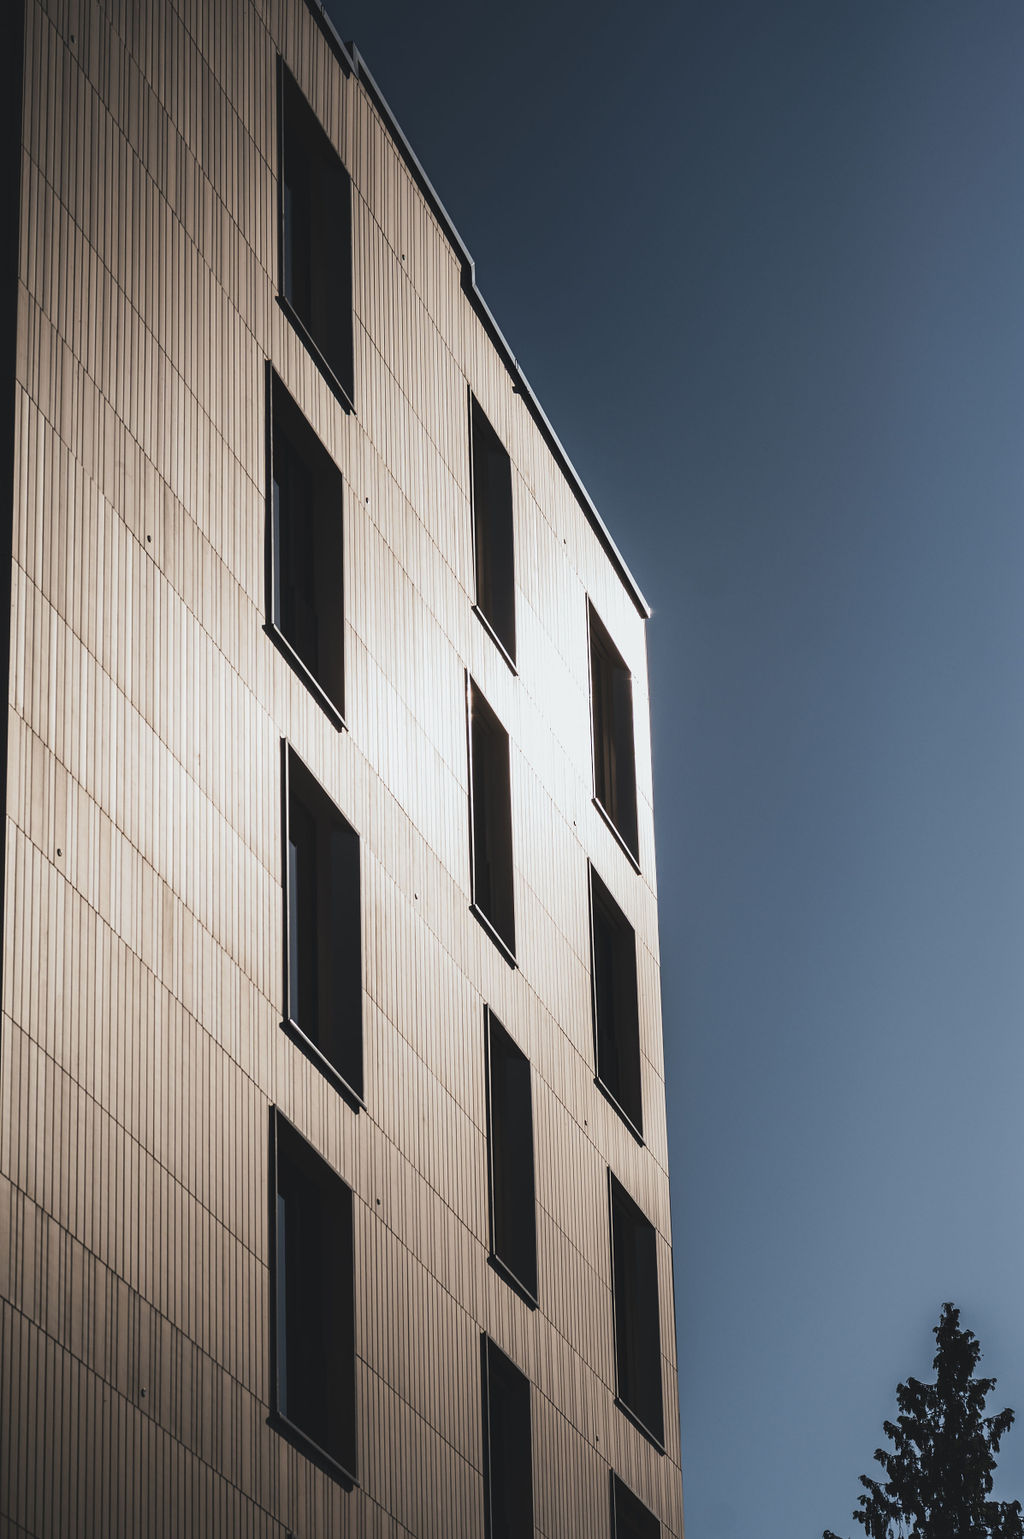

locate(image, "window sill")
[[268, 1407, 358, 1488], [265, 621, 346, 732], [594, 1075, 645, 1146], [472, 604, 518, 675], [488, 1251, 538, 1310], [613, 1396, 666, 1454], [281, 1016, 364, 1113], [470, 901, 517, 968], [593, 796, 641, 873], [277, 293, 355, 414]]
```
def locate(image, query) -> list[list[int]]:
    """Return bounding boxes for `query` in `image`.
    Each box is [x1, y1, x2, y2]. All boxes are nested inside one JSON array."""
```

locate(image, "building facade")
[[0, 1, 685, 1536]]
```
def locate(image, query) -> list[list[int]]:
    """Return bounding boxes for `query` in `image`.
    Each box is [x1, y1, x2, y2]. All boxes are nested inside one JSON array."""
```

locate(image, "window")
[[485, 1008, 537, 1303], [267, 368, 345, 725], [470, 394, 516, 665], [283, 744, 363, 1103], [590, 866, 643, 1138], [277, 60, 354, 407], [609, 1173, 664, 1448], [467, 677, 516, 960], [270, 1108, 357, 1481], [481, 1336, 534, 1539], [589, 603, 639, 864], [610, 1471, 660, 1539]]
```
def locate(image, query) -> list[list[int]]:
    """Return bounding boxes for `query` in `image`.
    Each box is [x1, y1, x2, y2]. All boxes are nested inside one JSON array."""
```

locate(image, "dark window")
[[470, 395, 516, 664], [590, 866, 643, 1138], [271, 1109, 356, 1480], [268, 369, 345, 724], [610, 1471, 660, 1539], [283, 745, 363, 1103], [481, 1336, 534, 1539], [277, 61, 354, 407], [468, 678, 515, 960], [486, 1009, 537, 1302], [609, 1173, 664, 1448], [589, 603, 639, 863]]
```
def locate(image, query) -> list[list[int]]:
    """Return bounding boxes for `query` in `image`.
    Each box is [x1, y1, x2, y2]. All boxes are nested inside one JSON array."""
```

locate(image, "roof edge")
[[301, 0, 651, 620]]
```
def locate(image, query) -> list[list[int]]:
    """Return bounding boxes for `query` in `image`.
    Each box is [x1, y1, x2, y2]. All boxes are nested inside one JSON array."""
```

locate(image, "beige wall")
[[0, 0, 684, 1533]]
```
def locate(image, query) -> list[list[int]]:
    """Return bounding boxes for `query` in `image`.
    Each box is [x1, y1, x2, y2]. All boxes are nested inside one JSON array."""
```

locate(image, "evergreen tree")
[[825, 1303, 1022, 1539]]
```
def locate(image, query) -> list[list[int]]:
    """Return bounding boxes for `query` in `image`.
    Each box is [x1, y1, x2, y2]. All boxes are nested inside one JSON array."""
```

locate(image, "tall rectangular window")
[[609, 1173, 664, 1448], [590, 866, 643, 1138], [470, 395, 516, 664], [481, 1336, 534, 1539], [271, 1109, 357, 1481], [610, 1471, 660, 1538], [485, 1009, 537, 1303], [277, 61, 355, 407], [268, 369, 345, 725], [283, 745, 363, 1103], [589, 603, 639, 863], [467, 678, 516, 960]]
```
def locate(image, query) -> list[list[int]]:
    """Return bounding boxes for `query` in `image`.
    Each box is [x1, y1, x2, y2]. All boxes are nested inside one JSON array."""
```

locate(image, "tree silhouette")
[[825, 1303, 1022, 1539]]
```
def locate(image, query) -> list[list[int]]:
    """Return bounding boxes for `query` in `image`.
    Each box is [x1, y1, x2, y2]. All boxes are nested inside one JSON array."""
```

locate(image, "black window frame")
[[610, 1470, 660, 1539], [276, 58, 355, 411], [608, 1171, 665, 1451], [485, 1006, 538, 1306], [589, 864, 644, 1141], [269, 1106, 358, 1485], [588, 601, 640, 869], [466, 675, 516, 965], [469, 392, 517, 670], [481, 1335, 534, 1539], [281, 741, 364, 1108], [266, 365, 346, 729]]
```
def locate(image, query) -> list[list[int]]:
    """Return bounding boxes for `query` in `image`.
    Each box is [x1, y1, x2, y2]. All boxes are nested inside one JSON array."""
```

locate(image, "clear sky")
[[326, 2, 1024, 1533]]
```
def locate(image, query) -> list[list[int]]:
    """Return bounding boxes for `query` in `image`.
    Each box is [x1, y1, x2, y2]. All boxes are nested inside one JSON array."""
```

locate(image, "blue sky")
[[327, 3, 1024, 1533]]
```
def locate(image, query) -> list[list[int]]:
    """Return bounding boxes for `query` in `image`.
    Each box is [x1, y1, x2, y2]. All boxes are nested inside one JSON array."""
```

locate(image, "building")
[[0, 1, 685, 1535]]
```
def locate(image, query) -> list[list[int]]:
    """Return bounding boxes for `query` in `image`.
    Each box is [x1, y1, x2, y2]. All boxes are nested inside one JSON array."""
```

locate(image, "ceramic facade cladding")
[[0, 0, 683, 1535]]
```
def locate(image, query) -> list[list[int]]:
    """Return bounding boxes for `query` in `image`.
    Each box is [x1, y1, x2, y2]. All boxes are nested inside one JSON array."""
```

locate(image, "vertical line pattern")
[[1, 0, 684, 1535]]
